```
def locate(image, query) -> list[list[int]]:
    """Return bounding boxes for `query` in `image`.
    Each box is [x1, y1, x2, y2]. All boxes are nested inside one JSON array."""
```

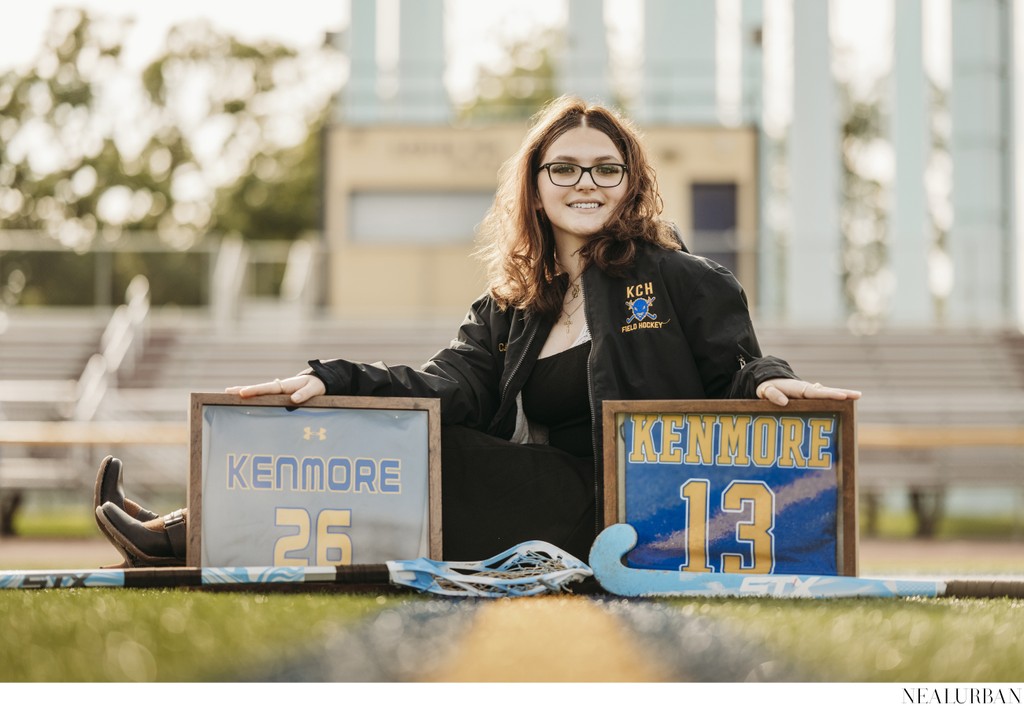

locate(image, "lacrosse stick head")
[[386, 540, 593, 598]]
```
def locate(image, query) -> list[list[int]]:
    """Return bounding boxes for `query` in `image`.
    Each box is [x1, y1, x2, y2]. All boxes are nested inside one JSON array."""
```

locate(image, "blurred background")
[[0, 0, 1021, 559]]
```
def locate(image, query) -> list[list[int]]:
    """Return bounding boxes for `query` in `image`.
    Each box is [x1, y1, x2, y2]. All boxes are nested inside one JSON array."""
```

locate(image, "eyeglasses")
[[537, 162, 628, 188]]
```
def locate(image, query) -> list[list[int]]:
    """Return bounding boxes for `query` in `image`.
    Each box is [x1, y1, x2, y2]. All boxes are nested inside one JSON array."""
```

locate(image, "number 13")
[[679, 479, 776, 574]]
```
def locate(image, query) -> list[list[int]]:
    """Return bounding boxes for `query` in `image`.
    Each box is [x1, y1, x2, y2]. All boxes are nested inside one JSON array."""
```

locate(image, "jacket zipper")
[[500, 317, 538, 407], [586, 342, 600, 537], [582, 281, 601, 537]]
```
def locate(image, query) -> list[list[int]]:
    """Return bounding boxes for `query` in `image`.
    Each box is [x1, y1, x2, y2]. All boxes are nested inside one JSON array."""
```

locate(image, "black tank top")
[[521, 341, 593, 458]]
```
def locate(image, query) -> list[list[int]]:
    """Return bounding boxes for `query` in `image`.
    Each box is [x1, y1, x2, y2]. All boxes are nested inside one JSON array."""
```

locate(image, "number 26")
[[273, 508, 353, 566]]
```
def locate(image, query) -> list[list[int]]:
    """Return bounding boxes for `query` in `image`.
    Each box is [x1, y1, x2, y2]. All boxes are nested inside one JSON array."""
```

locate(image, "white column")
[[396, 0, 449, 123], [889, 0, 933, 324], [562, 0, 613, 105], [1014, 0, 1024, 330], [787, 0, 843, 323], [948, 0, 1011, 324], [741, 0, 778, 319], [342, 0, 378, 124], [740, 0, 764, 125], [641, 0, 717, 123]]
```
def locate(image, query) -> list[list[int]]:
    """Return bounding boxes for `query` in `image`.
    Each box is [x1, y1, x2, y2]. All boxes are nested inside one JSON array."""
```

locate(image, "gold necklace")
[[568, 274, 582, 300], [560, 294, 585, 336]]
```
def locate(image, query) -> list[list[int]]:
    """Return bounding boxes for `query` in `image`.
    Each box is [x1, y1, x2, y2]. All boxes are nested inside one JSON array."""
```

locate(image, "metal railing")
[[0, 230, 320, 312], [73, 275, 150, 421]]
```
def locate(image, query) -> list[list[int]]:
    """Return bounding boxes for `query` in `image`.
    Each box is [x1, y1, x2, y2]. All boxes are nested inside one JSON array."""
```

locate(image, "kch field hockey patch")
[[622, 282, 666, 333]]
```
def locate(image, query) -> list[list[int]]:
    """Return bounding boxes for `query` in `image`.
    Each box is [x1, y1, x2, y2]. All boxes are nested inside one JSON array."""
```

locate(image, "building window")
[[350, 191, 495, 245], [691, 182, 739, 276]]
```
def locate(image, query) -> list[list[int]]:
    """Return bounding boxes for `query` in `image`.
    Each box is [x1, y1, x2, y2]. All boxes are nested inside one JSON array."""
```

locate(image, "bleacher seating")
[[2, 308, 1023, 537], [758, 328, 1024, 425], [0, 312, 460, 521], [0, 311, 108, 420], [118, 316, 456, 393], [758, 327, 1024, 536]]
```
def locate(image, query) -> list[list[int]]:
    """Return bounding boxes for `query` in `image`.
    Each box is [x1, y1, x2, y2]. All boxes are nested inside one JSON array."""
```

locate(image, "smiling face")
[[535, 125, 628, 250]]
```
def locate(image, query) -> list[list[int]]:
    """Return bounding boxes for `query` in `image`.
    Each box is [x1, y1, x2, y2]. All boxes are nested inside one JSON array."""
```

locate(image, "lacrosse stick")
[[590, 523, 1024, 600], [0, 540, 592, 597]]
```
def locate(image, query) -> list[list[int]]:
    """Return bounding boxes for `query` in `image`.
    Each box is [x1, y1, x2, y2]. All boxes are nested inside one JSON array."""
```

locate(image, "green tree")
[[0, 8, 132, 237], [209, 109, 326, 242], [457, 32, 561, 121], [838, 78, 889, 329], [0, 8, 342, 306]]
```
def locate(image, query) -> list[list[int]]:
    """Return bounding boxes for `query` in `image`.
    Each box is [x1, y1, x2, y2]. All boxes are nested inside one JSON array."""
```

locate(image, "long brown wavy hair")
[[476, 95, 679, 316]]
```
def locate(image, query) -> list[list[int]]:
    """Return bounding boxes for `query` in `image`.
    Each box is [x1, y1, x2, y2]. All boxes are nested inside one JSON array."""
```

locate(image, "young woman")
[[95, 96, 860, 566]]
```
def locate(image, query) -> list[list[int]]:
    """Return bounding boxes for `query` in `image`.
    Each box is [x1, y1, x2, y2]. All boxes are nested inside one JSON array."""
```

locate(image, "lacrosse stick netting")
[[385, 540, 593, 597]]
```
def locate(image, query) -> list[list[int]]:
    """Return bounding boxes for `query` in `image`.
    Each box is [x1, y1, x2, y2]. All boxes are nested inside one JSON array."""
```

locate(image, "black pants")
[[439, 425, 597, 562]]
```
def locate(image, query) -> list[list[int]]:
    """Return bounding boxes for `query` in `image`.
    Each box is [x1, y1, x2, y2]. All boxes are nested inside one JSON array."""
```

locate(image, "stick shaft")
[[590, 524, 1024, 599], [943, 579, 1024, 599], [0, 564, 393, 590]]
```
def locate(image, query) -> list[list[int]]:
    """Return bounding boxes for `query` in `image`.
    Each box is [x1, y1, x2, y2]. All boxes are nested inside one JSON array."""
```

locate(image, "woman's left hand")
[[756, 378, 862, 406]]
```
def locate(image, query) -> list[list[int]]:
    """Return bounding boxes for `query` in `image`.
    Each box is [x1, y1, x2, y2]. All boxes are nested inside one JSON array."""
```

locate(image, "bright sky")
[[0, 0, 903, 106], [0, 0, 912, 200], [0, 0, 349, 71], [0, 0, 576, 102]]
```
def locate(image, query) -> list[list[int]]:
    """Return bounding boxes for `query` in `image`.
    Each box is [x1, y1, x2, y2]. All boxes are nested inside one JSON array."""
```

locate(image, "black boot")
[[93, 456, 159, 523], [95, 503, 187, 567], [93, 456, 163, 566]]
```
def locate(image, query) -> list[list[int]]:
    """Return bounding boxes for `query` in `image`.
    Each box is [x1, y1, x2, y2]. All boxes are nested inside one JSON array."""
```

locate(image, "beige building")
[[327, 0, 1022, 328], [324, 0, 760, 321], [323, 122, 758, 319]]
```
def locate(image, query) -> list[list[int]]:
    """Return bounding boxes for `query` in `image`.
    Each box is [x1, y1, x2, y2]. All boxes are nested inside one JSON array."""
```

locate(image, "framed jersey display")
[[602, 400, 857, 576], [188, 393, 441, 567]]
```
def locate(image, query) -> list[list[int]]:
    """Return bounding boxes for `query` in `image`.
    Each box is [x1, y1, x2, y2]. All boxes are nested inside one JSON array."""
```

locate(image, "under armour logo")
[[303, 427, 326, 441]]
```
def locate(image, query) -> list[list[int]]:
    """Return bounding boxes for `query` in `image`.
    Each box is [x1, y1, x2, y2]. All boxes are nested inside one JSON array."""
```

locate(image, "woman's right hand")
[[225, 374, 326, 405]]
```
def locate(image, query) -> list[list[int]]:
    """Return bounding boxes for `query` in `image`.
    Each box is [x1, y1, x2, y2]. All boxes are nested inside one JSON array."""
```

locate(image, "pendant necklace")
[[561, 289, 584, 337], [561, 300, 584, 336], [568, 274, 582, 300]]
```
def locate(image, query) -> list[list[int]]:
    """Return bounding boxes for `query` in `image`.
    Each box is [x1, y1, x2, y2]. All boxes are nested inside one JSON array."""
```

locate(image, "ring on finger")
[[274, 378, 284, 393]]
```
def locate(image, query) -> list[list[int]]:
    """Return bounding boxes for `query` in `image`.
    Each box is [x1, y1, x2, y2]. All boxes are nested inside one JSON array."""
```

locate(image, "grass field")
[[688, 597, 1024, 682], [2, 504, 1023, 684], [0, 590, 388, 681], [1, 589, 1022, 682]]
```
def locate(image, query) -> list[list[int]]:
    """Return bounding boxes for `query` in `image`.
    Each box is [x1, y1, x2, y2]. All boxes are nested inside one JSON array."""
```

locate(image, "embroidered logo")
[[626, 296, 657, 324], [622, 282, 668, 333], [303, 427, 327, 441]]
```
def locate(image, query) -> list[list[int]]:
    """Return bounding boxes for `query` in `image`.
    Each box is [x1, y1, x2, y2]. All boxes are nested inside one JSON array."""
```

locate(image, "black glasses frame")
[[537, 162, 629, 188]]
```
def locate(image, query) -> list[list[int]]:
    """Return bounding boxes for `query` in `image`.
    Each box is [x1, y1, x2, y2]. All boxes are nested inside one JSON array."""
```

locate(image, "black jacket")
[[308, 242, 796, 460]]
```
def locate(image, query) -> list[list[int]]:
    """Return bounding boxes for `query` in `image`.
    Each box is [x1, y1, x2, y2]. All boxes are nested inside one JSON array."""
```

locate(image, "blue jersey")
[[618, 410, 843, 575]]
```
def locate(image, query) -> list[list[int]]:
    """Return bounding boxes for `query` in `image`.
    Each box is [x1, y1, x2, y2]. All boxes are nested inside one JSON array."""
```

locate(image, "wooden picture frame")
[[188, 393, 441, 567], [602, 399, 857, 576]]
